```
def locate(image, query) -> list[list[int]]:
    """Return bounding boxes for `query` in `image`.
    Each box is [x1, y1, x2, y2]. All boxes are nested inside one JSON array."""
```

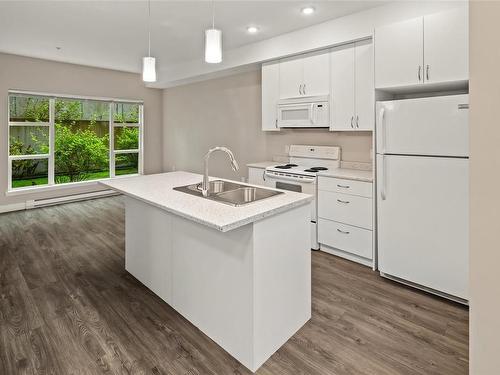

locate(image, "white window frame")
[[7, 91, 144, 193]]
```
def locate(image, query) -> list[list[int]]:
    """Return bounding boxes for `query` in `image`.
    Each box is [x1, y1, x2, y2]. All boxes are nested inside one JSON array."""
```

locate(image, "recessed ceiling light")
[[301, 6, 315, 15], [247, 26, 259, 34]]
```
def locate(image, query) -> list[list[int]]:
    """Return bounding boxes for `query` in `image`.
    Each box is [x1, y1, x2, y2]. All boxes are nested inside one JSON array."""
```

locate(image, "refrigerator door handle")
[[378, 106, 386, 153], [380, 155, 387, 200]]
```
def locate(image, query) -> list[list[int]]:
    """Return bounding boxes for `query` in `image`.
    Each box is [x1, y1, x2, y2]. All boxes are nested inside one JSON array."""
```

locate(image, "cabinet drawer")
[[318, 176, 372, 197], [318, 219, 372, 259], [318, 190, 372, 229]]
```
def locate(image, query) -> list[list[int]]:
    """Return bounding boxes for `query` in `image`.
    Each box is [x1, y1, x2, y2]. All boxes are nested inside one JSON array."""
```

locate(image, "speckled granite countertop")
[[100, 171, 313, 232]]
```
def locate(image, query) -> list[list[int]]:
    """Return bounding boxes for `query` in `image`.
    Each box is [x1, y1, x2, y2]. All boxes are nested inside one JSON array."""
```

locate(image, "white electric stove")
[[264, 145, 341, 250]]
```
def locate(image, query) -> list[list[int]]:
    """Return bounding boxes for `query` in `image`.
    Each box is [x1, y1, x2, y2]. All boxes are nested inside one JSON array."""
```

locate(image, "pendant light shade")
[[205, 28, 222, 64], [142, 0, 157, 82], [205, 0, 222, 64], [142, 56, 157, 82]]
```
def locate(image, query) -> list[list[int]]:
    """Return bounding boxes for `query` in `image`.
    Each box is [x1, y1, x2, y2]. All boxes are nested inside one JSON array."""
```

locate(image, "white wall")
[[162, 70, 372, 181], [469, 1, 500, 373], [0, 53, 163, 208]]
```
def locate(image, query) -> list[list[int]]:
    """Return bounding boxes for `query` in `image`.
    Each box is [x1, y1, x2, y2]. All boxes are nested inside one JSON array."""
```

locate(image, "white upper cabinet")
[[302, 52, 331, 97], [330, 44, 355, 130], [375, 7, 468, 89], [279, 51, 330, 99], [354, 40, 374, 130], [424, 8, 469, 84], [279, 57, 303, 99], [375, 17, 424, 89], [330, 40, 374, 131], [261, 61, 280, 131]]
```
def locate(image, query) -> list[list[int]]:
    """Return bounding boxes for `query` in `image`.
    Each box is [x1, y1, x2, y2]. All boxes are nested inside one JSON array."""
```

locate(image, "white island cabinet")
[[101, 171, 313, 372]]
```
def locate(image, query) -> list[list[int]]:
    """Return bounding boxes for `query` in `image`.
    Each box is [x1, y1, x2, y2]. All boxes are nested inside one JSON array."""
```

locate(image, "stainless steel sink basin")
[[173, 180, 283, 206]]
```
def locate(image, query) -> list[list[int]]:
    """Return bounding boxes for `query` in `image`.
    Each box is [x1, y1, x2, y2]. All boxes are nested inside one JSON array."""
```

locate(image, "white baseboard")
[[0, 202, 27, 213], [319, 244, 373, 267]]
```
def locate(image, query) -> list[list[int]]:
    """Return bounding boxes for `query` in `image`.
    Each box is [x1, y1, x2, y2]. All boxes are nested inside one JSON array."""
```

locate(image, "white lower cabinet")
[[248, 166, 267, 186], [318, 176, 373, 266], [318, 190, 372, 230], [318, 219, 372, 260]]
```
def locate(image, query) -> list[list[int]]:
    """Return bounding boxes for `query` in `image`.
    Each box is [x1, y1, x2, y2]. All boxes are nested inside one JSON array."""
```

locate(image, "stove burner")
[[274, 163, 298, 169], [309, 167, 328, 171], [303, 166, 329, 173]]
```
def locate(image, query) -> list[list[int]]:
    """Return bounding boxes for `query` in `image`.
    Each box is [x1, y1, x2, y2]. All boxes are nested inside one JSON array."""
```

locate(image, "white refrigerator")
[[376, 94, 469, 301]]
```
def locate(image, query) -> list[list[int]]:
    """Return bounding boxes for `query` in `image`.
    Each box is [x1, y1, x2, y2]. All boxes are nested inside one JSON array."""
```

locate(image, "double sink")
[[174, 180, 283, 206]]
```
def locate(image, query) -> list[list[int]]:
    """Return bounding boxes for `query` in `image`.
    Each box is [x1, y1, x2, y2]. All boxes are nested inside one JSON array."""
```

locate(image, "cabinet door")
[[248, 167, 266, 185], [261, 61, 280, 131], [279, 57, 303, 99], [424, 7, 468, 84], [375, 17, 424, 88], [330, 43, 355, 130], [354, 40, 374, 130], [302, 51, 330, 97]]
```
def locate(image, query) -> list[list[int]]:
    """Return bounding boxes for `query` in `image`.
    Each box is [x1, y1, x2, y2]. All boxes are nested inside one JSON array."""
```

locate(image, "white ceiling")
[[0, 1, 387, 76]]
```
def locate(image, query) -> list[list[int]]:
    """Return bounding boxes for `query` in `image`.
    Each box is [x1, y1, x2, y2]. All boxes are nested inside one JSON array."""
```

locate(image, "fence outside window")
[[8, 91, 143, 191]]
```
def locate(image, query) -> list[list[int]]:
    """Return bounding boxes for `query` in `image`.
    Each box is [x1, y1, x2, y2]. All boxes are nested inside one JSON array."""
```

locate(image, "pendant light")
[[205, 0, 222, 64], [142, 0, 157, 82]]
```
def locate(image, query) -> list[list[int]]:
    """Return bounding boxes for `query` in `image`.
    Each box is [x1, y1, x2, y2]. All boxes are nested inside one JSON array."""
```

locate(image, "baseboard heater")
[[26, 190, 120, 209]]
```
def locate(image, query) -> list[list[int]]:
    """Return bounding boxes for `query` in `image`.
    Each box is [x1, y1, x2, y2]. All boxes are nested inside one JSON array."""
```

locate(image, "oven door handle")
[[265, 171, 316, 183]]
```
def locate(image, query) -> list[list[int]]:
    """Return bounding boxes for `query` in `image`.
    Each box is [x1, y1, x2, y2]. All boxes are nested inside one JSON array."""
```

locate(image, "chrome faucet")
[[202, 147, 239, 197]]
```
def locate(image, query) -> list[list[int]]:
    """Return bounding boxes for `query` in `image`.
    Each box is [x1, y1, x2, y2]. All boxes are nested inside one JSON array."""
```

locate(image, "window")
[[8, 93, 143, 190]]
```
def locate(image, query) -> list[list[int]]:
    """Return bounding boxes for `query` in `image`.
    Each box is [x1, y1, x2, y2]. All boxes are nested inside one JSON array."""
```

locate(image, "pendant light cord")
[[211, 0, 215, 29], [148, 0, 151, 57]]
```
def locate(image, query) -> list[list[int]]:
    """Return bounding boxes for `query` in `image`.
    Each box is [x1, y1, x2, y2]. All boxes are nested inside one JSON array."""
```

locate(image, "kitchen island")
[[100, 171, 313, 372]]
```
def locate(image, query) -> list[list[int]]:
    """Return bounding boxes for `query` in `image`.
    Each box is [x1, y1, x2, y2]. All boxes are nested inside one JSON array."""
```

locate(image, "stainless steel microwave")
[[277, 95, 330, 128]]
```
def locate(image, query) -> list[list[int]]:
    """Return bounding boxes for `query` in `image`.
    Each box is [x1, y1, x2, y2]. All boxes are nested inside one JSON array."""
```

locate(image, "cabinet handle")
[[418, 65, 422, 81], [356, 115, 359, 128], [337, 184, 350, 189], [262, 169, 266, 181], [299, 84, 302, 95], [275, 118, 278, 128], [350, 116, 354, 128], [303, 84, 306, 95], [426, 65, 430, 81], [337, 228, 350, 235], [337, 199, 350, 204]]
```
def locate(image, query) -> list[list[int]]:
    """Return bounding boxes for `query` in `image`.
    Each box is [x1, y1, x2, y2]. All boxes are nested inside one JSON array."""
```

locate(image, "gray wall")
[[0, 53, 163, 207], [469, 1, 500, 373], [162, 69, 372, 181]]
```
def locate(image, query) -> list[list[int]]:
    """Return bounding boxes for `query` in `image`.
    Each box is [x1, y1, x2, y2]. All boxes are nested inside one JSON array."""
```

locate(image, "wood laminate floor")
[[0, 197, 468, 375]]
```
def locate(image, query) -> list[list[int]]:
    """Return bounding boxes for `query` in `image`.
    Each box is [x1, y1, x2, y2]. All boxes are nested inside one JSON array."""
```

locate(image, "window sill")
[[5, 174, 140, 197]]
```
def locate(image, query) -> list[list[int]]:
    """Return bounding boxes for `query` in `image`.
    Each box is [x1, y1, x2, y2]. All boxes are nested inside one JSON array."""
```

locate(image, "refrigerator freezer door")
[[376, 94, 469, 157], [376, 154, 468, 299]]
